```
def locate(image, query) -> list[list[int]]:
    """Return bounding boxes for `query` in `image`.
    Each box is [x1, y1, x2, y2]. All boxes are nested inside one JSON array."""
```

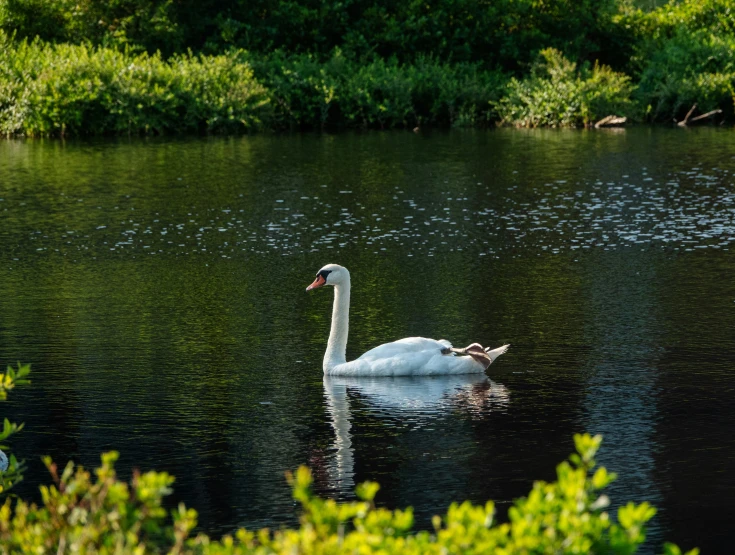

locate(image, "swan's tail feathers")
[[450, 343, 491, 369], [485, 344, 510, 362], [447, 343, 510, 370]]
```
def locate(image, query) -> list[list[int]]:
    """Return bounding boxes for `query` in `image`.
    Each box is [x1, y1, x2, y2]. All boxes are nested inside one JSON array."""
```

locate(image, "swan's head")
[[306, 263, 349, 291]]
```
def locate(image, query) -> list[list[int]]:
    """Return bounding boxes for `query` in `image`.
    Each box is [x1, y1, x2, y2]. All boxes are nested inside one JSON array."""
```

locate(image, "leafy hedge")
[[0, 37, 636, 135], [494, 48, 633, 127], [619, 0, 735, 121], [0, 0, 623, 68], [0, 36, 507, 135], [0, 34, 271, 136], [2, 0, 735, 133], [0, 434, 698, 554], [249, 51, 507, 130]]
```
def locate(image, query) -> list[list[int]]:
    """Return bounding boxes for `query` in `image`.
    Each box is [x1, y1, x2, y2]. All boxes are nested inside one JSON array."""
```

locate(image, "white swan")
[[306, 264, 510, 376]]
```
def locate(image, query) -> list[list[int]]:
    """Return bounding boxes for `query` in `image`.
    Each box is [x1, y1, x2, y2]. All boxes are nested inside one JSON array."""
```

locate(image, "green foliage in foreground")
[[0, 434, 697, 554], [494, 48, 634, 127], [0, 363, 30, 495]]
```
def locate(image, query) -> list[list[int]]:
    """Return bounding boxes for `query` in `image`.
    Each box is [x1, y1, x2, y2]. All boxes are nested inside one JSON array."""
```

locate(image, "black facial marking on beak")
[[306, 269, 333, 291]]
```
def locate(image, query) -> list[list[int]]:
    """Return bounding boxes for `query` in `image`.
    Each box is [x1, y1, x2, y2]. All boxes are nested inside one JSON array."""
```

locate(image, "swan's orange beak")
[[306, 274, 327, 291]]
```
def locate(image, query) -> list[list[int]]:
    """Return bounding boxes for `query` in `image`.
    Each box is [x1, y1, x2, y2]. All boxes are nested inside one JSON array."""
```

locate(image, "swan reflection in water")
[[322, 374, 510, 494]]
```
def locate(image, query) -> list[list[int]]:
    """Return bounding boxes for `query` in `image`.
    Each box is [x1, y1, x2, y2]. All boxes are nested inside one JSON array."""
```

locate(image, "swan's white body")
[[307, 264, 509, 376]]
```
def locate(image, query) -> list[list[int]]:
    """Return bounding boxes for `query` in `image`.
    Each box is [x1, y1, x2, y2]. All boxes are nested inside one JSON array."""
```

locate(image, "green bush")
[[3, 0, 735, 128], [341, 57, 506, 129], [620, 0, 735, 43], [0, 0, 182, 54], [338, 57, 416, 129], [0, 363, 30, 495], [494, 48, 634, 127], [248, 51, 507, 130], [0, 34, 271, 136], [617, 0, 735, 121], [0, 0, 70, 42], [635, 31, 735, 121], [7, 0, 735, 133], [0, 33, 506, 135], [0, 0, 622, 68], [246, 51, 342, 130], [0, 433, 698, 554]]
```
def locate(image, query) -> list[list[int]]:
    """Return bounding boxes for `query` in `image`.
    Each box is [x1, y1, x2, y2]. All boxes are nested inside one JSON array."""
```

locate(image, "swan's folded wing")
[[357, 337, 449, 361]]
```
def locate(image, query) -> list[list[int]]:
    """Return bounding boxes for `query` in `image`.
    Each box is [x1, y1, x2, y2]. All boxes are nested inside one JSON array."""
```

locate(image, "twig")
[[677, 104, 697, 126], [688, 109, 723, 123]]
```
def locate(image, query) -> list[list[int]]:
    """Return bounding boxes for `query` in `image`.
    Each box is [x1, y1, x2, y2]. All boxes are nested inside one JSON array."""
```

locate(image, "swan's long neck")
[[324, 276, 350, 372]]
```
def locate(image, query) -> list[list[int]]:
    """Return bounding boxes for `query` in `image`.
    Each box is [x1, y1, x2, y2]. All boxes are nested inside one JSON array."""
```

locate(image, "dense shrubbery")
[[635, 31, 735, 122], [0, 0, 622, 68], [1, 0, 734, 133], [0, 34, 270, 136], [495, 48, 633, 127], [618, 0, 735, 121], [0, 433, 698, 554], [250, 52, 506, 130], [0, 0, 183, 54], [0, 36, 506, 135]]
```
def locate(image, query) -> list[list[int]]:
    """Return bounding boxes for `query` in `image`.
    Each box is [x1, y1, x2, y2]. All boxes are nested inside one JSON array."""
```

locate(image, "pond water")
[[1, 128, 734, 552]]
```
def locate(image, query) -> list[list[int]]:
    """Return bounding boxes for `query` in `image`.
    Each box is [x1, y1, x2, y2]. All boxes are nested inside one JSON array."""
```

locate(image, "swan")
[[306, 264, 510, 376]]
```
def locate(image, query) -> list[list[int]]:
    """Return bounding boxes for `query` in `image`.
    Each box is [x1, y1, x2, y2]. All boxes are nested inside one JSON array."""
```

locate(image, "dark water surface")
[[1, 128, 733, 552]]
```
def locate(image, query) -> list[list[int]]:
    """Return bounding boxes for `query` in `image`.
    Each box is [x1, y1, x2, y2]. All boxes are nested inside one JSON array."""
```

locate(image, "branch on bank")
[[677, 104, 723, 127], [594, 115, 627, 128]]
